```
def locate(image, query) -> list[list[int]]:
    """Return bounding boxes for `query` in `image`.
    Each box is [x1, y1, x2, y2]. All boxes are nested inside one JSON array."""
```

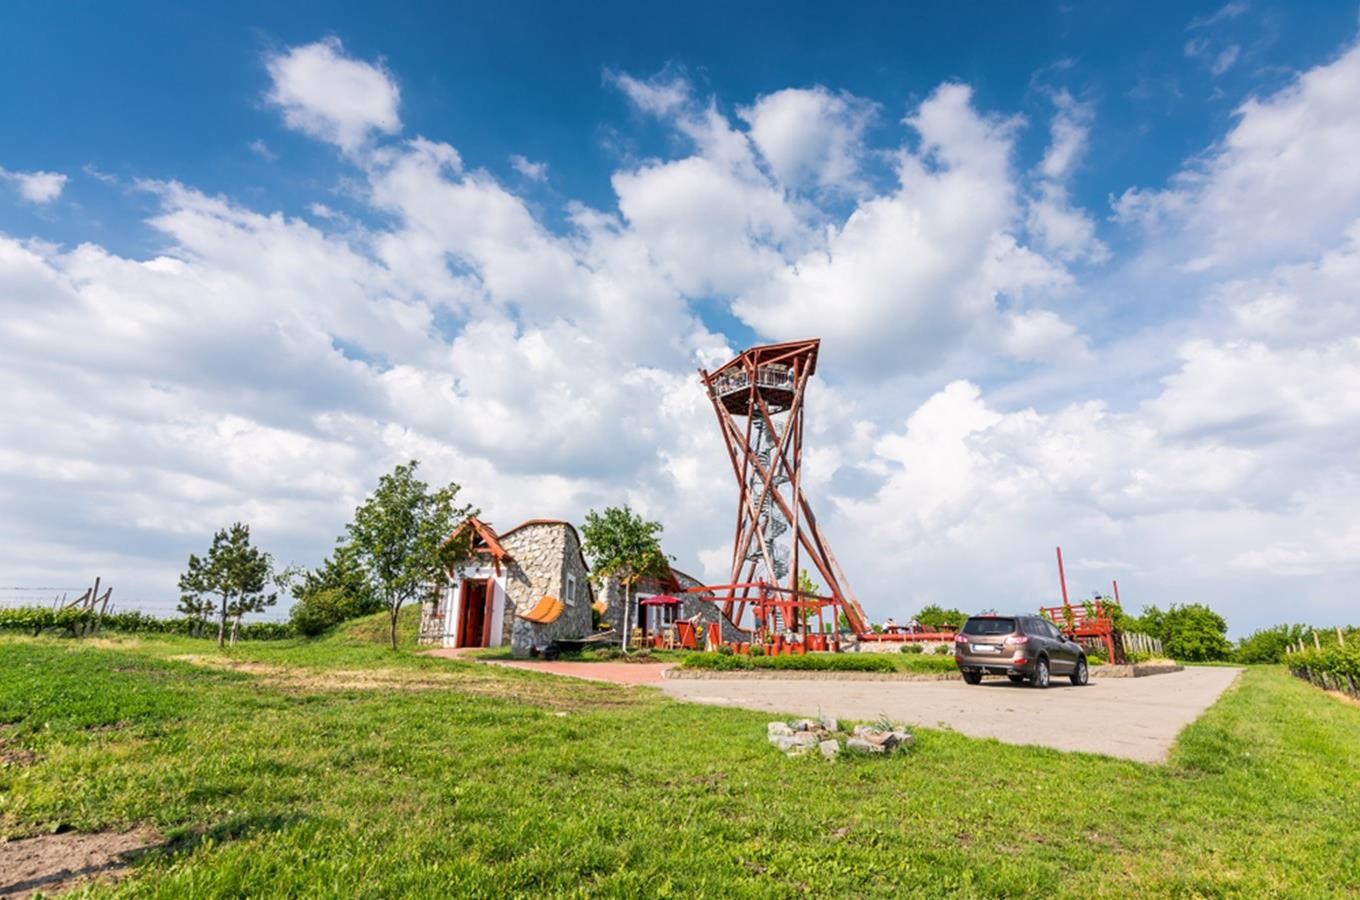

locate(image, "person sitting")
[[883, 616, 899, 633]]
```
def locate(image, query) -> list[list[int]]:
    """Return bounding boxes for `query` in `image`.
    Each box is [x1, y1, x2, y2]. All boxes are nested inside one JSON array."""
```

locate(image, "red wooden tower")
[[698, 339, 870, 637]]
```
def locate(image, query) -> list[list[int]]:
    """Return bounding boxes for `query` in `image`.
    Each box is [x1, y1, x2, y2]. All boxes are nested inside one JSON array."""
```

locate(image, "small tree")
[[176, 591, 215, 638], [581, 506, 670, 652], [345, 461, 473, 651], [178, 523, 278, 649]]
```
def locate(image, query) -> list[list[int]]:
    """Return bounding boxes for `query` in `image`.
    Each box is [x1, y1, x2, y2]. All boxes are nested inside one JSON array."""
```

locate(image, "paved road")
[[660, 667, 1242, 763]]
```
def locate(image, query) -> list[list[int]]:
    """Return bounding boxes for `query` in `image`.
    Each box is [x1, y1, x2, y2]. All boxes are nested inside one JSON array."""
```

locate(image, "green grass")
[[1, 622, 1358, 897]]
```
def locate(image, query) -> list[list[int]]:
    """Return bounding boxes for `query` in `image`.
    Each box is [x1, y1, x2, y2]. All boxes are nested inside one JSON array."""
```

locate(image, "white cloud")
[[1, 167, 68, 204], [249, 139, 277, 161], [1025, 92, 1109, 264], [738, 86, 876, 192], [1115, 39, 1360, 272], [1212, 44, 1242, 76], [733, 83, 1075, 369], [265, 37, 401, 152], [608, 69, 691, 117], [509, 154, 547, 181]]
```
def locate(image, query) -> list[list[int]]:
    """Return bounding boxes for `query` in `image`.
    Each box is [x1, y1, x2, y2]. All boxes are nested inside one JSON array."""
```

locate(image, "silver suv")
[[954, 614, 1089, 688]]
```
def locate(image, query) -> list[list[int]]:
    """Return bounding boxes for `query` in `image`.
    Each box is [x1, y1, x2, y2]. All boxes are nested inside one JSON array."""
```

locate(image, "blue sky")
[[2, 2, 1359, 634]]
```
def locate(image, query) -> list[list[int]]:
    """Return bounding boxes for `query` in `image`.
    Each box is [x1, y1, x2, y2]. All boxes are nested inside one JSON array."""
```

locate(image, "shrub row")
[[1289, 646, 1360, 698], [0, 606, 296, 640], [681, 652, 900, 673]]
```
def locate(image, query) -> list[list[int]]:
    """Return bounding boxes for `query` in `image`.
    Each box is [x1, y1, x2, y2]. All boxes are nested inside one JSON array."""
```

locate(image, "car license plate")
[[970, 644, 997, 653]]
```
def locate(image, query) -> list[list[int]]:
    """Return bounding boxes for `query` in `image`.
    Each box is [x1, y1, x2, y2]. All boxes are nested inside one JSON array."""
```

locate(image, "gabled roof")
[[446, 516, 511, 564]]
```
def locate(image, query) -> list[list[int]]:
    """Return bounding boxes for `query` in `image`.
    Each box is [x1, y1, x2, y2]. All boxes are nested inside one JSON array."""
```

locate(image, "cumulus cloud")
[[738, 86, 876, 192], [1, 166, 68, 204], [1115, 39, 1360, 272], [733, 83, 1074, 369], [265, 37, 401, 152]]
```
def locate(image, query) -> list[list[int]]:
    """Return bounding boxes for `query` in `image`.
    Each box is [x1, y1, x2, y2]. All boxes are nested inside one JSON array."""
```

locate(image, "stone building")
[[418, 517, 592, 657], [596, 567, 746, 645]]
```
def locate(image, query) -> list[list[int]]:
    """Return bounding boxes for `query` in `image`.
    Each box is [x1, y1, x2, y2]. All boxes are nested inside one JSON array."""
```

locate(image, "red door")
[[457, 580, 490, 647]]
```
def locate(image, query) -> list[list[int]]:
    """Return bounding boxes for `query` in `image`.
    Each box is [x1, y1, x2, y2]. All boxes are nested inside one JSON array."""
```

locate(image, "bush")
[[1155, 603, 1233, 662], [290, 587, 382, 637], [900, 643, 924, 654], [681, 652, 899, 673]]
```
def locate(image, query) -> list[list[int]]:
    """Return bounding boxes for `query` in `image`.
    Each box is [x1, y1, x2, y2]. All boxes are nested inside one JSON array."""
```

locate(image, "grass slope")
[[1, 628, 1358, 897]]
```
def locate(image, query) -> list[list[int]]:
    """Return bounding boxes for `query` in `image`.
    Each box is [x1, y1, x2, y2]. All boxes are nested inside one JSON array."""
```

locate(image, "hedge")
[[680, 652, 900, 673], [0, 606, 296, 640], [1289, 646, 1360, 699]]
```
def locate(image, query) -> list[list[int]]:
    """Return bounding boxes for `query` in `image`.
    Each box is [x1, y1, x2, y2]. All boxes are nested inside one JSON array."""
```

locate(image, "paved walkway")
[[659, 667, 1242, 763], [474, 659, 675, 685]]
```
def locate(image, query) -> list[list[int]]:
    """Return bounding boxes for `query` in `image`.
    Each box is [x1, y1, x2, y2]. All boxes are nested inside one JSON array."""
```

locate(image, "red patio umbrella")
[[639, 594, 681, 605]]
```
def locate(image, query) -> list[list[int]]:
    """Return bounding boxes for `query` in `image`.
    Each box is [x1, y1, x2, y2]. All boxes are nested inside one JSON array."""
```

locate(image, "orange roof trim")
[[446, 516, 510, 561], [519, 595, 565, 624]]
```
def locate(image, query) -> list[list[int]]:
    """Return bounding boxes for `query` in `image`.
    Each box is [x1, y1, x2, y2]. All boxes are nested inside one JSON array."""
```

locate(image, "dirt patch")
[[172, 656, 643, 711], [0, 728, 35, 770], [1324, 690, 1360, 709], [0, 828, 160, 898]]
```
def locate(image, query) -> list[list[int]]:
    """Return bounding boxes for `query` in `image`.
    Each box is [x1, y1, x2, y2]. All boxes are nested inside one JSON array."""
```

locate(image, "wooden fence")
[[1120, 631, 1163, 657]]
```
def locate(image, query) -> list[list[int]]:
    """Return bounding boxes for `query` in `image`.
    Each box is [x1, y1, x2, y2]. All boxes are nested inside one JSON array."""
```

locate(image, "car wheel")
[[962, 670, 983, 685], [1070, 657, 1089, 686], [1007, 674, 1026, 684], [1031, 657, 1050, 689]]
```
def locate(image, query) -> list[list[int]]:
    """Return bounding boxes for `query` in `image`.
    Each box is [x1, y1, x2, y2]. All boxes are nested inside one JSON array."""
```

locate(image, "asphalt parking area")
[[659, 666, 1243, 763]]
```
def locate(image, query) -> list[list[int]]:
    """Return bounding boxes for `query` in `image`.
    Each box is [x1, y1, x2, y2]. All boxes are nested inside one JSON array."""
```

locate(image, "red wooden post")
[[1112, 579, 1121, 606], [1056, 546, 1070, 611]]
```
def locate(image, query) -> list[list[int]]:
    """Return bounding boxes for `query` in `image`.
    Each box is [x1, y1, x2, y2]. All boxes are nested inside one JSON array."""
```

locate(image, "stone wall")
[[499, 523, 593, 657]]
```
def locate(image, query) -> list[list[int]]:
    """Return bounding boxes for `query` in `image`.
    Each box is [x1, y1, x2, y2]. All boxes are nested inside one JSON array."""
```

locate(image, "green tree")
[[1157, 603, 1232, 662], [581, 506, 670, 652], [345, 461, 473, 651], [1136, 604, 1167, 640], [915, 604, 966, 630], [288, 544, 384, 637], [797, 568, 821, 597], [178, 523, 278, 649]]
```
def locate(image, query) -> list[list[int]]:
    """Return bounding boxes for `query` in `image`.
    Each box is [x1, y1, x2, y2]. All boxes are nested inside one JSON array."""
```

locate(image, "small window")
[[566, 572, 578, 607]]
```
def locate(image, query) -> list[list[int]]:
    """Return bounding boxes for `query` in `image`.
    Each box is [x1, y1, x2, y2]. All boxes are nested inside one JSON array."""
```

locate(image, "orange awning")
[[519, 595, 565, 624]]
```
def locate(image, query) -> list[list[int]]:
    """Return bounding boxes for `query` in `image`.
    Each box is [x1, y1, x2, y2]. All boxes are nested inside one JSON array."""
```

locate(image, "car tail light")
[[1010, 635, 1029, 645], [955, 633, 968, 643]]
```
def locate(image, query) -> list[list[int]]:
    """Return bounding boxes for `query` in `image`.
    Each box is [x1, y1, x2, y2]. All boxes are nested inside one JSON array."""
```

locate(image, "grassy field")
[[2, 615, 1358, 897]]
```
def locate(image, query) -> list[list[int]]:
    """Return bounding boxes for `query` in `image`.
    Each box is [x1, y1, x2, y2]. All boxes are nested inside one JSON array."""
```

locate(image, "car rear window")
[[962, 617, 1015, 636]]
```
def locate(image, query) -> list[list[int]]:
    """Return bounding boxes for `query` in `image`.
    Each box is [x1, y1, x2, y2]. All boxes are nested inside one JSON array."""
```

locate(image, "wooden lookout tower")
[[698, 340, 870, 638]]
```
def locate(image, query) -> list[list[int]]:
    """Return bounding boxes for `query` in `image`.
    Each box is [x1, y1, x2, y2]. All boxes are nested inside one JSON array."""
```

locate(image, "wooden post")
[[1313, 631, 1322, 651], [1337, 626, 1346, 648]]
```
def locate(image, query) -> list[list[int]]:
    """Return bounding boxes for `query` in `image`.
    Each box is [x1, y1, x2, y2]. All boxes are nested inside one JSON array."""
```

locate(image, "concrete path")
[[660, 667, 1242, 763]]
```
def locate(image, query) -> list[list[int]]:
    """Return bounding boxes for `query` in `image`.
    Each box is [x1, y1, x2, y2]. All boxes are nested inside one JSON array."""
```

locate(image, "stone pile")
[[767, 717, 914, 759]]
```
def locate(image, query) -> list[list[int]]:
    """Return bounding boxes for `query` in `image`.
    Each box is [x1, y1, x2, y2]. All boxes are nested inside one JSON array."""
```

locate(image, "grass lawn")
[[2, 615, 1358, 897]]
